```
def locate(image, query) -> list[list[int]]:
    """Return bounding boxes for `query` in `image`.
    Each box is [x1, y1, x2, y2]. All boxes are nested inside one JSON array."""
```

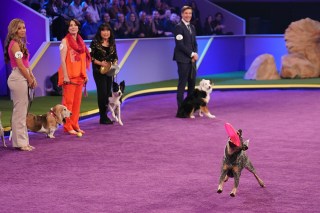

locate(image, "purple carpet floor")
[[0, 90, 319, 213]]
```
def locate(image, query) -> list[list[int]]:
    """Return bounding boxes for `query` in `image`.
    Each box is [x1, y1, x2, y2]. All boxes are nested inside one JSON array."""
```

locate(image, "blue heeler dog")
[[217, 124, 265, 197]]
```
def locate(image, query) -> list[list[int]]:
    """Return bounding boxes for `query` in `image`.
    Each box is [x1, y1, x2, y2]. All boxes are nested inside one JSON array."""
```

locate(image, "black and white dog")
[[108, 81, 125, 126], [176, 79, 215, 118]]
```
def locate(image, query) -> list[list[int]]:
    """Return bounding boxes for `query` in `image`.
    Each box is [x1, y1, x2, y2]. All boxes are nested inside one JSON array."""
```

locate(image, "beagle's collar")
[[50, 110, 59, 121]]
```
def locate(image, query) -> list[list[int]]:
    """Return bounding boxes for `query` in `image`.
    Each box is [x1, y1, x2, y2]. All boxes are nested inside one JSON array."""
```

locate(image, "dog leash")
[[28, 87, 35, 114], [63, 81, 88, 97]]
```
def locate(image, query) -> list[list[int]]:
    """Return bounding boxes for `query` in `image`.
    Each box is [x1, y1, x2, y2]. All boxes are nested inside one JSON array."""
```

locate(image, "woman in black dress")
[[90, 23, 118, 124]]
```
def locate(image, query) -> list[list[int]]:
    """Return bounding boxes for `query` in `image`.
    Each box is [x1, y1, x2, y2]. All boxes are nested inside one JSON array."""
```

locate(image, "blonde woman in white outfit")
[[4, 19, 37, 151]]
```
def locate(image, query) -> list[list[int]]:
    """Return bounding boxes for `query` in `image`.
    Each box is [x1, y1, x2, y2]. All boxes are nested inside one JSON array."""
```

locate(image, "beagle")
[[26, 104, 71, 138]]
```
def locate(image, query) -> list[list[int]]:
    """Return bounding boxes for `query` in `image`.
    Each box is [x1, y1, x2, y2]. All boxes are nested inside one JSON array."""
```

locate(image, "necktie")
[[187, 24, 192, 34]]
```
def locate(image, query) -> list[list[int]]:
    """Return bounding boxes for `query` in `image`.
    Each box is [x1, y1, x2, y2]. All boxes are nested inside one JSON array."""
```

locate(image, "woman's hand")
[[63, 75, 70, 84], [28, 78, 37, 89], [101, 61, 110, 67]]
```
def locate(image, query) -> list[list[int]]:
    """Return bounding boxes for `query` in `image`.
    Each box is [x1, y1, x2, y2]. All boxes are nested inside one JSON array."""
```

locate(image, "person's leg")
[[177, 62, 189, 108], [187, 62, 196, 96], [7, 74, 29, 148], [71, 81, 84, 131], [93, 71, 108, 122], [62, 83, 76, 132]]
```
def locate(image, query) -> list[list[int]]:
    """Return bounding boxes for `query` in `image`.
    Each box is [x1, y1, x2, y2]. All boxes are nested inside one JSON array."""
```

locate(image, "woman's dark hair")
[[94, 23, 115, 46], [67, 18, 81, 28]]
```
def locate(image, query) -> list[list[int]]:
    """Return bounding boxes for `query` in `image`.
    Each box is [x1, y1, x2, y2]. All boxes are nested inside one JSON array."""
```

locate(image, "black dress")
[[90, 40, 118, 124]]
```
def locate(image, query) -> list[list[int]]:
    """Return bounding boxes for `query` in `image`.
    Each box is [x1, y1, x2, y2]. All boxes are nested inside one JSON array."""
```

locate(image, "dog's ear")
[[243, 139, 249, 150], [54, 105, 64, 124], [120, 81, 125, 93]]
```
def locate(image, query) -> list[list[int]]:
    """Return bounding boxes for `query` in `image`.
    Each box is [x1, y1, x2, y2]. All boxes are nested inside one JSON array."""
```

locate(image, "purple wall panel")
[[0, 39, 7, 96], [0, 0, 48, 58], [245, 35, 287, 71], [0, 0, 48, 96], [198, 36, 245, 75]]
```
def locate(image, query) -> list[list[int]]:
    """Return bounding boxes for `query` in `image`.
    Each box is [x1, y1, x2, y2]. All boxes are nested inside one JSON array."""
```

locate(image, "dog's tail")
[[9, 130, 12, 141]]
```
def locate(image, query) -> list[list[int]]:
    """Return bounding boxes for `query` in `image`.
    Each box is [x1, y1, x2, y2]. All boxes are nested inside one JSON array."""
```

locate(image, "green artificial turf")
[[1, 71, 319, 128]]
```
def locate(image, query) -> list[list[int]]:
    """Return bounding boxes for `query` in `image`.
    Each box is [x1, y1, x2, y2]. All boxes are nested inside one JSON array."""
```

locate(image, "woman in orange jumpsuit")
[[58, 19, 91, 135]]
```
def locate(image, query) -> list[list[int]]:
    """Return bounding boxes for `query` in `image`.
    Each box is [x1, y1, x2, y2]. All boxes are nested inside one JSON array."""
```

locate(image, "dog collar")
[[50, 110, 59, 120]]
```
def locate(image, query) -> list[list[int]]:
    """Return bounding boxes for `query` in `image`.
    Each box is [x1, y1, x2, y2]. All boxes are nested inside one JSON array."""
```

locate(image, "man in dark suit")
[[173, 5, 198, 114]]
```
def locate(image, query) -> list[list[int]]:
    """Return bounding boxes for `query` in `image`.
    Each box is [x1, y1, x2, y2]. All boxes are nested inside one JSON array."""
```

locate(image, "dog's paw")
[[217, 189, 223, 194], [119, 120, 123, 126], [207, 114, 216, 119], [199, 112, 204, 117], [230, 188, 237, 197], [190, 115, 195, 119]]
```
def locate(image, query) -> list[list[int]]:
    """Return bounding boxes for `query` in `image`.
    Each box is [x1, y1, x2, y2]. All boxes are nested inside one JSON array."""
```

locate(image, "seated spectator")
[[81, 12, 99, 39], [113, 12, 129, 38], [82, 0, 101, 24], [204, 15, 214, 35], [137, 11, 152, 38], [46, 0, 70, 40], [119, 0, 129, 16], [141, 0, 152, 15], [100, 12, 114, 29], [108, 0, 121, 19], [127, 12, 139, 38], [125, 0, 136, 15], [212, 12, 234, 35], [153, 0, 166, 19], [189, 0, 202, 35], [151, 10, 164, 37], [69, 0, 85, 24], [39, 8, 53, 25], [96, 0, 109, 15], [162, 13, 178, 37], [135, 0, 143, 13]]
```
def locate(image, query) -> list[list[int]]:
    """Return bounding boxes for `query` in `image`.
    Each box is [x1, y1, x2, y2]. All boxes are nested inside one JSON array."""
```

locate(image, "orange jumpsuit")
[[58, 40, 87, 132]]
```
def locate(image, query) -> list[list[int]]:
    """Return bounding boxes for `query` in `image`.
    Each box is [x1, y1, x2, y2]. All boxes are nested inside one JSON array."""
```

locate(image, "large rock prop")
[[281, 18, 320, 78], [244, 54, 280, 80]]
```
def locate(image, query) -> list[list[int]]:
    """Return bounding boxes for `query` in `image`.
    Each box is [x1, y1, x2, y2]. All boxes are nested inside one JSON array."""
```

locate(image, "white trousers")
[[7, 68, 29, 148]]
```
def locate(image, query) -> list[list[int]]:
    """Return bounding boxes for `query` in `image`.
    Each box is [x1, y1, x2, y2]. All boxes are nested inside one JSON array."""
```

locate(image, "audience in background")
[[69, 0, 85, 24], [28, 0, 234, 40], [127, 12, 140, 38], [113, 12, 129, 38], [81, 12, 100, 39], [82, 0, 101, 24], [204, 15, 214, 35], [212, 12, 233, 35]]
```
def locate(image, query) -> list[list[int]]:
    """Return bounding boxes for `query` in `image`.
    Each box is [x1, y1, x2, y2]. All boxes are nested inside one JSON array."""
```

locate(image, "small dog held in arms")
[[217, 123, 265, 197], [176, 79, 215, 118], [108, 81, 125, 126], [26, 104, 71, 138], [0, 112, 6, 147]]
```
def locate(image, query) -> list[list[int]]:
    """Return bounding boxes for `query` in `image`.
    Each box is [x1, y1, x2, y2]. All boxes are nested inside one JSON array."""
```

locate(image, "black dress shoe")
[[100, 117, 113, 125]]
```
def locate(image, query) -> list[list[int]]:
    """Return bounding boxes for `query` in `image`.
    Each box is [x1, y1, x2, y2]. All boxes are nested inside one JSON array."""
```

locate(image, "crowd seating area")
[[21, 0, 227, 40]]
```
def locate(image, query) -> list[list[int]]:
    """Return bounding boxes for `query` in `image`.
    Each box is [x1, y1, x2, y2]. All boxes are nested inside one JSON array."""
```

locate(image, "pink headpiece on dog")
[[224, 123, 241, 147]]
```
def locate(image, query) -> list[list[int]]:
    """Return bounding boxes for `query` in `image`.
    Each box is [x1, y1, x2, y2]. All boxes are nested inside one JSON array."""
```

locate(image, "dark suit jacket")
[[173, 21, 198, 63]]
